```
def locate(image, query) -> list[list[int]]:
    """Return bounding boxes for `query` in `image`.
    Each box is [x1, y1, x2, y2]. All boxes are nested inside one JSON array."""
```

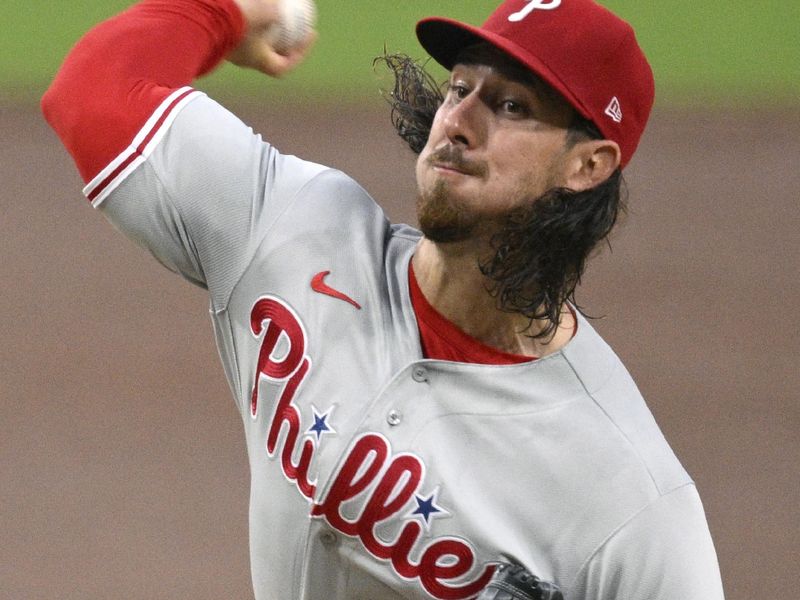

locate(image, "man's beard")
[[415, 146, 501, 243], [416, 175, 546, 244], [416, 179, 486, 243], [415, 144, 557, 244]]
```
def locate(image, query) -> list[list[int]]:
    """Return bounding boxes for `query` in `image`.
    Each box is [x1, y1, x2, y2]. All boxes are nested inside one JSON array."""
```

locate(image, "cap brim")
[[416, 17, 593, 123]]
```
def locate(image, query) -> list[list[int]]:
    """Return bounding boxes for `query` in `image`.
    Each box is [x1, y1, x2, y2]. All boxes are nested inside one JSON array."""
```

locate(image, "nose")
[[442, 92, 486, 149]]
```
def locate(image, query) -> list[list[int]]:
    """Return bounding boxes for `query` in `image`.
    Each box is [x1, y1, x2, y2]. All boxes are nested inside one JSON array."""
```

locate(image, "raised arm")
[[41, 0, 313, 187], [41, 0, 325, 302]]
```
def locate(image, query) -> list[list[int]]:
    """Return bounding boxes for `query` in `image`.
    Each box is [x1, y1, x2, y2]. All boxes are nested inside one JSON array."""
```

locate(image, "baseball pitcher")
[[42, 0, 725, 598]]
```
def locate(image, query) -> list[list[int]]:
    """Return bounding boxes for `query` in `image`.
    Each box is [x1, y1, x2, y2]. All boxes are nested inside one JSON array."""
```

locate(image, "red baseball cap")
[[416, 0, 655, 168]]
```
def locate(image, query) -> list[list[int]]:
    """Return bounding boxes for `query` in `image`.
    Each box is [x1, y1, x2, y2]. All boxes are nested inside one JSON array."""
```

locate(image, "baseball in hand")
[[265, 0, 317, 55]]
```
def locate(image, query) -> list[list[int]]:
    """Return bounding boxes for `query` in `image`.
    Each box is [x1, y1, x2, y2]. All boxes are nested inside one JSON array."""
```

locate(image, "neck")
[[412, 237, 575, 357]]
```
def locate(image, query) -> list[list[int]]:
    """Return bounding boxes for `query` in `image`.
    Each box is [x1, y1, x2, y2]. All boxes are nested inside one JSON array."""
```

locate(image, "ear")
[[562, 139, 621, 192]]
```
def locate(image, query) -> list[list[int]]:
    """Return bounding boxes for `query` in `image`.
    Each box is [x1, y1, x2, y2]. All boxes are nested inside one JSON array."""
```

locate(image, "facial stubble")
[[415, 168, 558, 246]]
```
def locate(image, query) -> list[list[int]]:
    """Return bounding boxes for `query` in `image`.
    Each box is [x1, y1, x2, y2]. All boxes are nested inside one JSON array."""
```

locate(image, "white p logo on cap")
[[508, 0, 562, 22]]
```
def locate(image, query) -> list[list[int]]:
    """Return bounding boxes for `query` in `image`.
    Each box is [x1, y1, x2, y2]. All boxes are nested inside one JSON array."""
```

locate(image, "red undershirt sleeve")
[[41, 0, 245, 184]]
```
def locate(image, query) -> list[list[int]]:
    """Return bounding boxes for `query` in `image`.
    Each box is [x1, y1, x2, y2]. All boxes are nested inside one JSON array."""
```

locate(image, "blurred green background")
[[3, 1, 798, 106]]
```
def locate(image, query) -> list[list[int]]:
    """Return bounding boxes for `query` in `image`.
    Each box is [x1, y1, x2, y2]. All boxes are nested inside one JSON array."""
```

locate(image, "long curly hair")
[[375, 53, 626, 339], [374, 53, 444, 154]]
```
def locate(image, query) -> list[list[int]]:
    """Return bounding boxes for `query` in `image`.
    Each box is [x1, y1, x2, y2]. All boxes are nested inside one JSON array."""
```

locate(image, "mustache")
[[426, 146, 487, 177]]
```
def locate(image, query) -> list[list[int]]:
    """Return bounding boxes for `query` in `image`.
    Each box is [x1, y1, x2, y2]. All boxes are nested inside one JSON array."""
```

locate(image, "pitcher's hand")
[[228, 0, 317, 77]]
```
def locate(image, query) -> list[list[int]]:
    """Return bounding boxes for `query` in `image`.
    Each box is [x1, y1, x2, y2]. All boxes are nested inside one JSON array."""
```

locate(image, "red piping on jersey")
[[86, 88, 196, 202], [41, 0, 246, 187]]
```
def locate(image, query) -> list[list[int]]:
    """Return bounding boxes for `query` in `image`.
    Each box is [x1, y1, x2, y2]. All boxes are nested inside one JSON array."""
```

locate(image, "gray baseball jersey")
[[88, 91, 723, 599]]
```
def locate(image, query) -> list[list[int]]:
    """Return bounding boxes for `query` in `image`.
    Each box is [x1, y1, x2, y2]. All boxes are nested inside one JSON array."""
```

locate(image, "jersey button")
[[387, 409, 402, 426], [412, 366, 429, 383], [319, 530, 338, 547]]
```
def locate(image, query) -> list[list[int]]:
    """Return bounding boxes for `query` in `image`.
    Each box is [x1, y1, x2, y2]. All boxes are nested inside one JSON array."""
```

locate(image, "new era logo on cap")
[[604, 97, 623, 123]]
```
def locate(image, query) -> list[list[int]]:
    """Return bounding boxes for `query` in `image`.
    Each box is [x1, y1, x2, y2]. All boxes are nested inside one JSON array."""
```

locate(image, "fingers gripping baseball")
[[229, 30, 316, 77], [229, 0, 317, 77]]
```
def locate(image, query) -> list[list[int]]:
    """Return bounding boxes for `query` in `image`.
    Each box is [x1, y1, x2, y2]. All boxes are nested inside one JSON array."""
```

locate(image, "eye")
[[499, 99, 528, 116], [447, 83, 470, 101]]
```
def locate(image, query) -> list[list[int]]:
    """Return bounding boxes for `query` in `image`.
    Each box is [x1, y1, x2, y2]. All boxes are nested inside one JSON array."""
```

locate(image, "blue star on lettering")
[[306, 405, 336, 441], [410, 489, 449, 529]]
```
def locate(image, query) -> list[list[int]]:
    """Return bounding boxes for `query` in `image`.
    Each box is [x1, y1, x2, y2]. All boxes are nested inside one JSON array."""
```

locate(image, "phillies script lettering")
[[250, 296, 495, 599]]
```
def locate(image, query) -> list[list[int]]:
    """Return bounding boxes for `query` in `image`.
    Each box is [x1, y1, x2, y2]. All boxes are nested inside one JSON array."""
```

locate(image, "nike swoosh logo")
[[311, 271, 362, 310]]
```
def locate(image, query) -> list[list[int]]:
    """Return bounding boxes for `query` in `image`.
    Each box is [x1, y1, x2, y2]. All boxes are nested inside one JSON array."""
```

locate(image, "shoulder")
[[569, 483, 724, 599], [273, 167, 421, 251], [560, 313, 692, 496], [548, 321, 723, 596]]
